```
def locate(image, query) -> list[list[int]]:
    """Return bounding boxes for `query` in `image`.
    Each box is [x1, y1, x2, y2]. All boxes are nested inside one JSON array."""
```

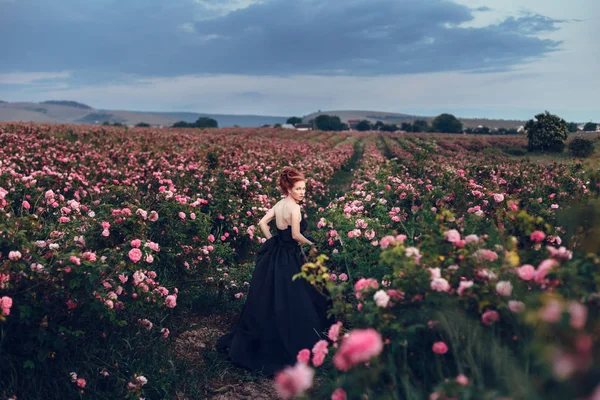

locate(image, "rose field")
[[0, 122, 599, 400]]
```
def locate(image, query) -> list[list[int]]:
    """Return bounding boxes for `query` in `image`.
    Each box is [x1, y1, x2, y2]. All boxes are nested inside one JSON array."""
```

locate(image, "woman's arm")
[[258, 208, 275, 239], [291, 205, 313, 245]]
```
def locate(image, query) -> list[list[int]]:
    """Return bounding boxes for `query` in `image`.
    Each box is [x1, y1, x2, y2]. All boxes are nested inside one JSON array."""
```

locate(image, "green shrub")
[[568, 137, 595, 158]]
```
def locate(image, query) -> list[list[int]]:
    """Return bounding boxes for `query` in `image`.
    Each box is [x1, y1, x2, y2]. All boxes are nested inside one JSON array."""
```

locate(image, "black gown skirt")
[[216, 219, 332, 376]]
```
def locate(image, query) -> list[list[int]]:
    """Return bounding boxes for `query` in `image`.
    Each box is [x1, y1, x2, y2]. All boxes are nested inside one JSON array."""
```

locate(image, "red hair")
[[279, 167, 305, 195]]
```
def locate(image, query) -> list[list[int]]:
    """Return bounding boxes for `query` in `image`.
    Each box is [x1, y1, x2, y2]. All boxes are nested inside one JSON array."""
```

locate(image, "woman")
[[216, 167, 331, 376]]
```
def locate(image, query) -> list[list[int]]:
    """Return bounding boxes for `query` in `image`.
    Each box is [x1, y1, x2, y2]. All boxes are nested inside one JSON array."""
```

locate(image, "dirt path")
[[173, 140, 366, 399]]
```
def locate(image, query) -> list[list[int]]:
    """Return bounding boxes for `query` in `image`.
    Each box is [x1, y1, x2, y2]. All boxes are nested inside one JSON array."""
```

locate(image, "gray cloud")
[[0, 0, 564, 78]]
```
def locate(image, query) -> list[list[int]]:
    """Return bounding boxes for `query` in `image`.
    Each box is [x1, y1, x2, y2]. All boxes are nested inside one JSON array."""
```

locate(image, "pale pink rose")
[[481, 310, 500, 325], [430, 278, 450, 292], [568, 301, 587, 329], [274, 362, 315, 399], [333, 329, 384, 371], [312, 351, 326, 367], [8, 251, 22, 260], [464, 234, 479, 244], [297, 349, 311, 364], [148, 211, 159, 222], [444, 229, 461, 244], [328, 321, 343, 342], [530, 231, 546, 243], [589, 385, 600, 400], [145, 254, 154, 263], [373, 290, 390, 308], [428, 267, 441, 280], [457, 280, 474, 296], [517, 264, 536, 281], [161, 328, 170, 339], [546, 246, 573, 260], [130, 239, 141, 248], [22, 200, 31, 210], [508, 301, 525, 313], [338, 273, 348, 282], [552, 350, 576, 380], [101, 229, 110, 237], [432, 341, 448, 355], [331, 388, 347, 400], [540, 299, 563, 323], [495, 281, 513, 297], [354, 278, 379, 299], [128, 248, 142, 263], [456, 374, 469, 386], [234, 292, 244, 299], [165, 295, 177, 308], [178, 212, 186, 220], [118, 274, 128, 284], [535, 259, 557, 284], [493, 193, 504, 203]]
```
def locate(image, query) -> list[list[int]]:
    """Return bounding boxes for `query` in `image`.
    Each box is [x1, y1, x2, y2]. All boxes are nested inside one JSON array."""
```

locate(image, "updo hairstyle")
[[279, 167, 305, 196]]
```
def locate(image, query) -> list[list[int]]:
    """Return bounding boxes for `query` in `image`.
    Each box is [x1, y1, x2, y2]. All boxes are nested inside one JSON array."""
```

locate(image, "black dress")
[[216, 217, 331, 376]]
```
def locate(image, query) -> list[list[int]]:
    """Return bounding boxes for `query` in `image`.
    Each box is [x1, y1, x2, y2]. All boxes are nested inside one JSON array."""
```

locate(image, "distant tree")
[[525, 111, 569, 153], [374, 121, 385, 130], [135, 122, 151, 127], [432, 114, 463, 133], [475, 126, 490, 134], [413, 120, 430, 133], [172, 121, 193, 128], [380, 124, 399, 132], [112, 122, 124, 127], [195, 117, 218, 128], [315, 115, 344, 131], [274, 123, 282, 128], [102, 121, 111, 126], [584, 122, 598, 132], [401, 122, 413, 132], [356, 120, 372, 131], [286, 117, 303, 125], [262, 124, 271, 128], [568, 122, 579, 133]]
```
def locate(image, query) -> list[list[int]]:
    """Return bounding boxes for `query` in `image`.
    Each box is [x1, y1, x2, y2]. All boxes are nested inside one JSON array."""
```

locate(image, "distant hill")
[[0, 101, 527, 129], [41, 100, 93, 109], [0, 100, 7, 104]]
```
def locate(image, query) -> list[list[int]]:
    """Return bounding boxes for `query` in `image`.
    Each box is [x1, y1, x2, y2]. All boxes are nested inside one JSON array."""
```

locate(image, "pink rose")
[[274, 363, 314, 399], [481, 310, 500, 325], [444, 229, 461, 244], [457, 280, 474, 296], [493, 193, 504, 203], [432, 341, 448, 355], [338, 273, 348, 282], [568, 301, 587, 329], [328, 321, 343, 342], [331, 388, 347, 400], [130, 239, 141, 248], [508, 301, 525, 313], [128, 248, 142, 263], [530, 230, 546, 243], [456, 374, 469, 386], [297, 349, 311, 364], [430, 278, 450, 292], [333, 329, 384, 371], [165, 295, 177, 308], [517, 264, 535, 281], [495, 281, 513, 297], [535, 259, 557, 284]]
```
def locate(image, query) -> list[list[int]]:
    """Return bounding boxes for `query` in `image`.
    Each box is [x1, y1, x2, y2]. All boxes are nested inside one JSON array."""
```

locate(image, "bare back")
[[273, 199, 299, 230]]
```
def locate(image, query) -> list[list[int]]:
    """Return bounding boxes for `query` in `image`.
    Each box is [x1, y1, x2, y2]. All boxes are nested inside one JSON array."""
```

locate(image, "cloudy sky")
[[0, 0, 598, 121]]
